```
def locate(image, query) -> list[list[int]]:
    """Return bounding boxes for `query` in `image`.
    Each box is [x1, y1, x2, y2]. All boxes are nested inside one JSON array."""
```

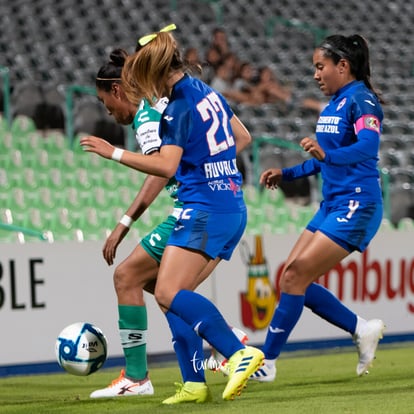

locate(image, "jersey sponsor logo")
[[316, 115, 341, 134], [208, 178, 240, 194], [336, 97, 347, 110], [228, 177, 240, 195], [140, 126, 158, 138], [204, 158, 238, 179], [364, 99, 375, 106], [163, 115, 174, 122]]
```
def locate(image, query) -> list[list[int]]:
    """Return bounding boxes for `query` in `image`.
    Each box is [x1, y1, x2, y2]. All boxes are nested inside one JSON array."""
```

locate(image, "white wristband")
[[119, 214, 133, 228], [112, 147, 125, 162]]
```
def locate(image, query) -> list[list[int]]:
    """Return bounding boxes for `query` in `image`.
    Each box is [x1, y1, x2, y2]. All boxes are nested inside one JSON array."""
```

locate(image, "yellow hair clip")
[[138, 23, 177, 47]]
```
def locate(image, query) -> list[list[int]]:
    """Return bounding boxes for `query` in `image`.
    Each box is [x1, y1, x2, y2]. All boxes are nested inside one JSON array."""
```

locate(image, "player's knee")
[[280, 261, 308, 294], [113, 262, 133, 294], [154, 285, 174, 310]]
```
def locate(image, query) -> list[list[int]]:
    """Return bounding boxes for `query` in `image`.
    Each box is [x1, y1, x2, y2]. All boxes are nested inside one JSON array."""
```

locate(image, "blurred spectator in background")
[[204, 27, 236, 84], [184, 47, 201, 67], [207, 27, 231, 60], [255, 65, 292, 105], [232, 62, 264, 105], [255, 65, 324, 112], [210, 60, 233, 95], [183, 47, 203, 78], [202, 46, 221, 83], [210, 61, 254, 107]]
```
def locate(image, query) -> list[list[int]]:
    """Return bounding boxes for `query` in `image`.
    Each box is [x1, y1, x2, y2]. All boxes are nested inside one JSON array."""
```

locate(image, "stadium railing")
[[0, 222, 49, 242], [0, 65, 11, 127]]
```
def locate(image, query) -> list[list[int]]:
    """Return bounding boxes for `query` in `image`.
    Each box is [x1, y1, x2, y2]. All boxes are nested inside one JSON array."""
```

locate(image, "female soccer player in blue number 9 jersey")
[[81, 28, 264, 402], [256, 34, 385, 380]]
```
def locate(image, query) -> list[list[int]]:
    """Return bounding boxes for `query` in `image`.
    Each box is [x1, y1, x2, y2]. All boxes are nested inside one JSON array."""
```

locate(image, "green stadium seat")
[[260, 186, 286, 208], [0, 229, 23, 243], [243, 184, 262, 209], [46, 168, 67, 190], [43, 207, 82, 242], [10, 115, 37, 136], [291, 204, 317, 232], [0, 168, 11, 192], [379, 218, 395, 232], [42, 131, 67, 153], [397, 217, 414, 231]]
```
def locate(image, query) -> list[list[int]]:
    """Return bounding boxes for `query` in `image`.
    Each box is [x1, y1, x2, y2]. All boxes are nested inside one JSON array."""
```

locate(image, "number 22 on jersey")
[[197, 92, 235, 156]]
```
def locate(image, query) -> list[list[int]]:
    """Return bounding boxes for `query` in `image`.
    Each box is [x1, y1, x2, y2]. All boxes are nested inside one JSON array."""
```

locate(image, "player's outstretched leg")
[[353, 319, 385, 376], [222, 345, 264, 400]]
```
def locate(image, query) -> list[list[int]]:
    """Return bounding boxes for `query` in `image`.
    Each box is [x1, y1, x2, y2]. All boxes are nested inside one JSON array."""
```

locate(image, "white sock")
[[264, 358, 276, 368], [355, 316, 367, 336]]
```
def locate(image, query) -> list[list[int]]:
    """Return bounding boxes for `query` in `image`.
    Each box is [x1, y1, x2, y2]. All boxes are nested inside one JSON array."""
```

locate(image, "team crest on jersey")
[[336, 97, 347, 111]]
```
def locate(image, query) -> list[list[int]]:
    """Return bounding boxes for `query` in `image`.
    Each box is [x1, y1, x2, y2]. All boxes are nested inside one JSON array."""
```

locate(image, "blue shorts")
[[306, 199, 383, 252], [167, 208, 248, 260]]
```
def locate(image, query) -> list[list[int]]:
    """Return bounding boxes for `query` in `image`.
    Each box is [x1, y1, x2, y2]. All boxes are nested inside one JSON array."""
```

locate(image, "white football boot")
[[90, 369, 154, 398], [353, 319, 385, 376]]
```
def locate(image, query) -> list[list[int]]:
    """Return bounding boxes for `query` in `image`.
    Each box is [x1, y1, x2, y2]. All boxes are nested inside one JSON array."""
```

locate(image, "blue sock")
[[165, 311, 205, 383], [262, 292, 305, 360], [170, 290, 243, 358], [305, 283, 357, 334]]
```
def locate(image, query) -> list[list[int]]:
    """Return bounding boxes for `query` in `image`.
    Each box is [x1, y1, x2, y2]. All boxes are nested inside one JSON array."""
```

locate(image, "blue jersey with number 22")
[[160, 74, 245, 213]]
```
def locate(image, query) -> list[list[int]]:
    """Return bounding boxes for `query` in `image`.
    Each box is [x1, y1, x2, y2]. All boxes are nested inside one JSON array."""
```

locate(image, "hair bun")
[[109, 48, 128, 67]]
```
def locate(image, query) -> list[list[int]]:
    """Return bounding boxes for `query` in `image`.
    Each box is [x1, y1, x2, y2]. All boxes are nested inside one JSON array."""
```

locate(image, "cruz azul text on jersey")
[[316, 116, 341, 134]]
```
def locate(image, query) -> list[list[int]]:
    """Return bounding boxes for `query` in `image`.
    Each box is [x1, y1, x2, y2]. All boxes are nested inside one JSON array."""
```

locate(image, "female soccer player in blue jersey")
[[80, 28, 263, 402], [256, 34, 385, 380]]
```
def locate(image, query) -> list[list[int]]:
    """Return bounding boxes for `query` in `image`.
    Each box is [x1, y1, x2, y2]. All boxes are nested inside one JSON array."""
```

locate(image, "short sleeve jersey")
[[132, 98, 180, 204], [159, 75, 245, 213]]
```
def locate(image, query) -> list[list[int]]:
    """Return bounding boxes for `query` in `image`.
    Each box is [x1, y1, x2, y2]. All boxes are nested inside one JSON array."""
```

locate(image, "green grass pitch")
[[1, 344, 413, 414]]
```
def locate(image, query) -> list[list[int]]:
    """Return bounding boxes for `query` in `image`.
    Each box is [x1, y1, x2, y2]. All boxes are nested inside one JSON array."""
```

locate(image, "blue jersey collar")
[[333, 80, 362, 99]]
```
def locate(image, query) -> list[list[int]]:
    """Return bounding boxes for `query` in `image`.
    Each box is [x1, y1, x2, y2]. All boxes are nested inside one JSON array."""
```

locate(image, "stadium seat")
[[389, 183, 414, 225], [11, 84, 44, 122], [0, 229, 23, 243], [397, 217, 414, 231], [0, 0, 412, 242]]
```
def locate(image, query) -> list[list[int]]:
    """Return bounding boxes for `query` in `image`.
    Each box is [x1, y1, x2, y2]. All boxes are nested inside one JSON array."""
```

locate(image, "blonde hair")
[[122, 32, 179, 105]]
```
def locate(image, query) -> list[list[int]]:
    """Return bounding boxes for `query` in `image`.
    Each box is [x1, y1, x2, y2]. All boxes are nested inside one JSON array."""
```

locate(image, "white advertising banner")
[[0, 229, 412, 368]]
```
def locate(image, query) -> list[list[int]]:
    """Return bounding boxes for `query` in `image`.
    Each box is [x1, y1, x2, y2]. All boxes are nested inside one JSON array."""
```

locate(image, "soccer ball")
[[55, 322, 107, 376]]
